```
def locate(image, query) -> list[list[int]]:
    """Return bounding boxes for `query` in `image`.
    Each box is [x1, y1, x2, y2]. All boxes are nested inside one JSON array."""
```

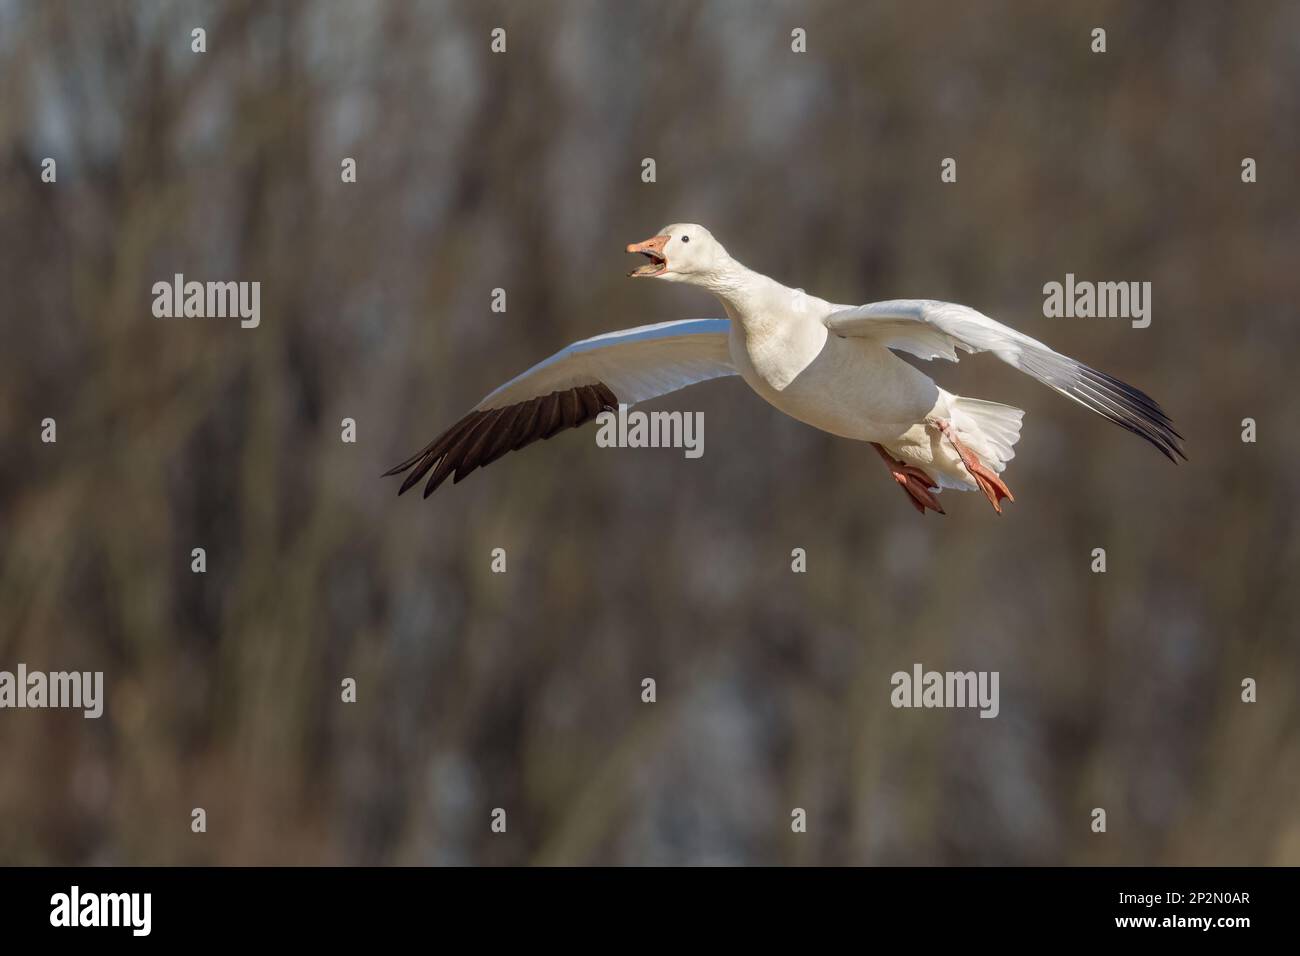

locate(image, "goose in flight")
[[385, 224, 1183, 514]]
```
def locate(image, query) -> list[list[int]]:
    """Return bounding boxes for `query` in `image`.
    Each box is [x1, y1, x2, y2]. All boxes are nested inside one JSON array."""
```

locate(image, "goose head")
[[626, 223, 728, 286]]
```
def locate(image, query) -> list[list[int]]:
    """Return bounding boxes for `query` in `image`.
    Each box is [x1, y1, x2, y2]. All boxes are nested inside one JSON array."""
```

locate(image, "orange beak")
[[626, 235, 670, 277]]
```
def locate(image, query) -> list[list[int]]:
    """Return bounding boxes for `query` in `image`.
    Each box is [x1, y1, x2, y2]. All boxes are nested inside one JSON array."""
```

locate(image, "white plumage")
[[387, 223, 1183, 513], [474, 319, 735, 410]]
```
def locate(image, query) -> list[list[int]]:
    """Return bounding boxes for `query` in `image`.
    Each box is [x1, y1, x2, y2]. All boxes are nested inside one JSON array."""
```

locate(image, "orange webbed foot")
[[933, 420, 1015, 514], [872, 443, 946, 516]]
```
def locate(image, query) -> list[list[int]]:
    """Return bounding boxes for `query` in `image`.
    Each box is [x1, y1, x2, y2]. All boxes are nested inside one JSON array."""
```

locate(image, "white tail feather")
[[948, 397, 1024, 474]]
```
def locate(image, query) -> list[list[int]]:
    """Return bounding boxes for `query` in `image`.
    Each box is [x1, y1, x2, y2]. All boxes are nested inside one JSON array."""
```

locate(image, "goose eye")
[[681, 235, 690, 243]]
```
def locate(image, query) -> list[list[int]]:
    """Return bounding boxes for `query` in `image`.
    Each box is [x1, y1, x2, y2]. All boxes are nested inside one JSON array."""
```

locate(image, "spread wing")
[[825, 299, 1185, 462], [385, 319, 736, 497]]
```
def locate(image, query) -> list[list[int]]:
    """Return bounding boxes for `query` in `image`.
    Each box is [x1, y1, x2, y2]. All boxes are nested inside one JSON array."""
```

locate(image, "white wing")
[[825, 299, 1185, 462], [474, 318, 734, 410], [386, 319, 736, 497]]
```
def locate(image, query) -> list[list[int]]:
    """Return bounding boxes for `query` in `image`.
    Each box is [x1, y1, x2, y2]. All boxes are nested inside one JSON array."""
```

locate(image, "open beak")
[[626, 235, 670, 277]]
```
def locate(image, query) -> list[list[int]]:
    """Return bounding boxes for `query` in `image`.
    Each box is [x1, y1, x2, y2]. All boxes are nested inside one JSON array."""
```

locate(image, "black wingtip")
[[1071, 365, 1187, 466], [398, 467, 426, 496]]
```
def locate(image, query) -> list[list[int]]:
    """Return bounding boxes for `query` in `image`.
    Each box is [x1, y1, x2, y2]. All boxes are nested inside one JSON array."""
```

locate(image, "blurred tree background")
[[0, 0, 1298, 865]]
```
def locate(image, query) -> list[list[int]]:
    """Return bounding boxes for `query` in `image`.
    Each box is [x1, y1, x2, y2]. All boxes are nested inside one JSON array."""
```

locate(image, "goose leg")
[[932, 419, 1014, 514], [871, 443, 945, 516]]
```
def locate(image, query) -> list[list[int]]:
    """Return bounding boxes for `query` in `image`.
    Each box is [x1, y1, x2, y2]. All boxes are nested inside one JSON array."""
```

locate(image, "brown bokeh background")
[[1, 0, 1298, 865]]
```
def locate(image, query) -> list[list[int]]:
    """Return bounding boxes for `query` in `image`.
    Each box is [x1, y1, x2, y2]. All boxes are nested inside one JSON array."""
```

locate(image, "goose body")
[[386, 224, 1183, 514], [719, 282, 943, 455]]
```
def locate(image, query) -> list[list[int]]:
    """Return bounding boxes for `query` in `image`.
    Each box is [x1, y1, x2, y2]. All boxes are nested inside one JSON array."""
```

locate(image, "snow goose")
[[385, 224, 1184, 514]]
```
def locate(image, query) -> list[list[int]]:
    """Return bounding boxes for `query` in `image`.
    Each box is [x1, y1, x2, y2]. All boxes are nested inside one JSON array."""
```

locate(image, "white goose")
[[386, 224, 1184, 514]]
